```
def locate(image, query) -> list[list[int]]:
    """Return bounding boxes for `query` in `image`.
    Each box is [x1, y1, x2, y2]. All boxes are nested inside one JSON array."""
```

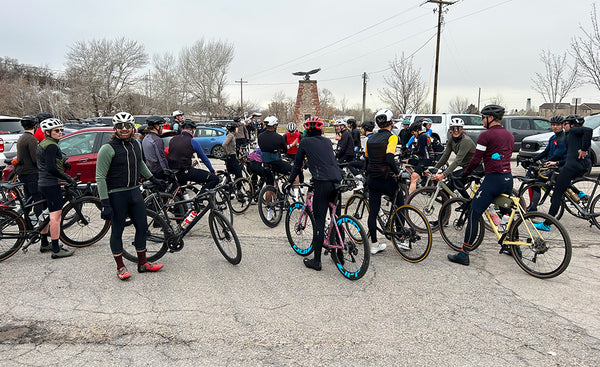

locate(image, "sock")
[[461, 242, 472, 256], [51, 239, 60, 253], [41, 234, 49, 246], [114, 254, 125, 269], [137, 250, 147, 266]]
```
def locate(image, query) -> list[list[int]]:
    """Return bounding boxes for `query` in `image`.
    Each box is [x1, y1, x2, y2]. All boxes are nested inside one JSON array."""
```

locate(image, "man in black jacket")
[[335, 120, 354, 164]]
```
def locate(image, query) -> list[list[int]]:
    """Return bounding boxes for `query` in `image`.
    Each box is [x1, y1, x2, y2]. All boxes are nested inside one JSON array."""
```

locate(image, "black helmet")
[[226, 122, 238, 132], [233, 117, 241, 123], [361, 120, 375, 132], [564, 114, 584, 125], [36, 112, 53, 123], [409, 121, 423, 133], [137, 124, 148, 135], [21, 115, 38, 130], [181, 119, 196, 129], [481, 104, 505, 119], [550, 115, 564, 124], [146, 115, 165, 126], [346, 118, 357, 128]]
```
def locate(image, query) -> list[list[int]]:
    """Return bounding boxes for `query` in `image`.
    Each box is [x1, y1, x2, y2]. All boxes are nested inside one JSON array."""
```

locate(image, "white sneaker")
[[396, 241, 411, 250], [370, 243, 387, 255], [266, 208, 274, 221]]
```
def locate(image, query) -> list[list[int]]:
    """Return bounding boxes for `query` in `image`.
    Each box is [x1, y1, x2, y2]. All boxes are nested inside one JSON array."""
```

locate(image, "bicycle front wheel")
[[390, 205, 432, 262], [508, 211, 571, 278], [60, 196, 110, 247], [0, 208, 25, 262], [405, 187, 448, 231], [285, 202, 314, 256], [122, 209, 170, 263], [209, 210, 242, 265], [230, 177, 253, 214], [214, 187, 234, 224], [330, 215, 370, 281], [258, 185, 283, 227], [438, 197, 484, 252]]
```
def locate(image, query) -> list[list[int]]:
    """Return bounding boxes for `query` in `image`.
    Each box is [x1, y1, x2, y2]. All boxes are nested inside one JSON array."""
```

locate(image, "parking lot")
[[0, 156, 599, 366]]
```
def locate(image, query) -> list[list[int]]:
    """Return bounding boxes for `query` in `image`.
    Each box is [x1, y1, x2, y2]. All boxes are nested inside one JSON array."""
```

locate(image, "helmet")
[[113, 112, 134, 126], [304, 117, 323, 131], [226, 122, 238, 133], [374, 109, 393, 127], [137, 124, 148, 135], [181, 119, 196, 129], [419, 117, 433, 126], [233, 117, 241, 123], [36, 112, 53, 123], [347, 118, 357, 127], [264, 116, 278, 126], [550, 115, 564, 124], [334, 120, 347, 127], [564, 114, 584, 125], [21, 115, 38, 130], [172, 110, 184, 117], [361, 120, 375, 132], [450, 117, 464, 128], [287, 122, 297, 132], [40, 118, 64, 132], [409, 121, 422, 133], [145, 115, 165, 127], [402, 119, 411, 125], [481, 104, 505, 119]]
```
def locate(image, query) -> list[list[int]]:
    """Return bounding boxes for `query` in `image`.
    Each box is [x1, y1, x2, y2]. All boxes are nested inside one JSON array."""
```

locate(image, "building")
[[539, 102, 600, 118]]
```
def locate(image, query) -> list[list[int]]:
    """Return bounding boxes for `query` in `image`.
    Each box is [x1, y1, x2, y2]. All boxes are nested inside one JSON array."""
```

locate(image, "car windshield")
[[454, 115, 482, 126], [585, 114, 600, 129], [0, 120, 25, 134]]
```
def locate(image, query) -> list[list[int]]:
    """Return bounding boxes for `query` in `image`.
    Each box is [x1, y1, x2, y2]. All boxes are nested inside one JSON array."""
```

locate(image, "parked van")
[[402, 114, 484, 144]]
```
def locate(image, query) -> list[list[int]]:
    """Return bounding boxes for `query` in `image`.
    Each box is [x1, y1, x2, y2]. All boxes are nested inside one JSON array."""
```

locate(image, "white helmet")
[[287, 122, 297, 132], [334, 120, 347, 127], [374, 109, 393, 127], [40, 118, 64, 132], [264, 116, 279, 126], [113, 112, 134, 126], [172, 110, 184, 117], [450, 117, 464, 128]]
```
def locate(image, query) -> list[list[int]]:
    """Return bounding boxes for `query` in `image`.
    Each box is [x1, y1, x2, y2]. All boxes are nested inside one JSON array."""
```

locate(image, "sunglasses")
[[481, 115, 490, 120], [52, 128, 64, 133], [115, 122, 134, 130], [450, 126, 463, 132]]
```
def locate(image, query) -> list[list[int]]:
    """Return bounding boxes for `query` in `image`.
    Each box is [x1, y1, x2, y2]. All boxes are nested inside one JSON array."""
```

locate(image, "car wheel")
[[211, 145, 226, 159]]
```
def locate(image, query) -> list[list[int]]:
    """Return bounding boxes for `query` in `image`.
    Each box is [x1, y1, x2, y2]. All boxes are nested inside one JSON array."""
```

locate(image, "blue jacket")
[[533, 131, 566, 162]]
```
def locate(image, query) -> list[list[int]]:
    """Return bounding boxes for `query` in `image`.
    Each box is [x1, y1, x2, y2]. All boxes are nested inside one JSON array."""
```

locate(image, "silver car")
[[518, 114, 600, 167], [0, 115, 25, 168]]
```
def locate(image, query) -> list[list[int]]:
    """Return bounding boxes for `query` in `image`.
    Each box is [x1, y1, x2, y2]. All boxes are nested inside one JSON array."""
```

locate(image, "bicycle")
[[0, 180, 110, 262], [438, 192, 572, 278], [343, 176, 433, 262], [215, 166, 253, 215], [284, 182, 370, 280], [257, 162, 304, 228], [127, 180, 241, 264]]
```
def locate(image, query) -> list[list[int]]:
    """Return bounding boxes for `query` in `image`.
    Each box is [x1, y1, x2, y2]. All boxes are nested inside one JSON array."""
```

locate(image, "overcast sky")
[[2, 0, 598, 116]]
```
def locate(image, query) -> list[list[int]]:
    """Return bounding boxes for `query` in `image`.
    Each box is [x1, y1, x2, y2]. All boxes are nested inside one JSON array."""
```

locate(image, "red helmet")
[[304, 117, 323, 131]]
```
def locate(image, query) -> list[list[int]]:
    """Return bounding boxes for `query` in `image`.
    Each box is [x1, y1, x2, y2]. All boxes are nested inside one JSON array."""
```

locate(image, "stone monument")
[[292, 68, 321, 126]]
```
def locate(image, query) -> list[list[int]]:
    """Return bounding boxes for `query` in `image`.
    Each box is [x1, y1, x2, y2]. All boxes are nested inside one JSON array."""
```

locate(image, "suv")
[[0, 115, 25, 169], [402, 114, 484, 144], [500, 116, 551, 152]]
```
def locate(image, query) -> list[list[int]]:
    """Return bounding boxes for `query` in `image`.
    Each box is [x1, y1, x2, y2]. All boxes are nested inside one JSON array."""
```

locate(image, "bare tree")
[[65, 38, 148, 116], [152, 52, 181, 113], [266, 91, 295, 122], [571, 4, 600, 92], [319, 88, 337, 119], [531, 50, 578, 113], [378, 54, 427, 114], [179, 39, 234, 118], [448, 96, 470, 113]]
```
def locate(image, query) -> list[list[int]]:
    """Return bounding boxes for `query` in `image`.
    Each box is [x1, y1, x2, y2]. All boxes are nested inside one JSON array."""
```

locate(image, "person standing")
[[399, 119, 412, 152], [171, 110, 184, 134], [334, 120, 354, 164], [234, 116, 250, 153], [37, 118, 75, 259], [141, 115, 169, 179], [408, 121, 434, 193], [348, 118, 362, 156], [223, 122, 243, 180], [96, 112, 165, 280]]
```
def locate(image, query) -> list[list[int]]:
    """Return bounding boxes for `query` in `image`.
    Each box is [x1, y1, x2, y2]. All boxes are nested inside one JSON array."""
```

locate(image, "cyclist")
[[406, 117, 432, 148], [365, 109, 403, 255], [428, 117, 477, 197], [348, 118, 362, 155], [334, 120, 354, 164], [534, 114, 592, 231], [284, 122, 304, 184], [408, 121, 434, 193], [142, 115, 169, 179], [399, 119, 412, 152], [288, 117, 342, 271], [223, 122, 243, 181], [36, 118, 76, 259], [346, 120, 375, 192], [448, 104, 514, 266], [171, 110, 184, 133], [246, 147, 266, 196], [34, 112, 53, 142], [96, 112, 165, 280], [234, 117, 250, 151], [168, 120, 219, 192]]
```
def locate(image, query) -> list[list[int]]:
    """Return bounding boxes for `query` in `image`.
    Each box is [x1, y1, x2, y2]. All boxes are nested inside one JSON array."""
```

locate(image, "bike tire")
[[405, 186, 448, 232], [285, 201, 314, 256], [230, 177, 253, 214], [438, 197, 485, 252], [508, 211, 571, 278], [330, 215, 370, 280], [518, 182, 564, 219], [0, 208, 26, 262], [60, 196, 110, 247], [258, 185, 283, 227], [390, 205, 432, 262], [589, 194, 600, 230], [209, 210, 242, 265], [122, 209, 170, 263], [214, 187, 235, 224]]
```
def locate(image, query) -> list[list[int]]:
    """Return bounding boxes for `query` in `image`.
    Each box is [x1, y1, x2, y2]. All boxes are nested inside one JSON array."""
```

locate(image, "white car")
[[0, 115, 24, 169]]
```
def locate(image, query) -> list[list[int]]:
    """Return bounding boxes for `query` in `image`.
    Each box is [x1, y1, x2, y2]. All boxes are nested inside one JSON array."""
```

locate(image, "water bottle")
[[181, 210, 197, 229], [488, 205, 501, 225], [566, 188, 580, 202], [325, 217, 331, 229]]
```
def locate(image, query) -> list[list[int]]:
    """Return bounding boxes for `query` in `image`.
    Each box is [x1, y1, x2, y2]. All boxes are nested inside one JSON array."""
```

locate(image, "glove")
[[149, 176, 167, 190], [101, 199, 113, 221], [65, 176, 77, 186]]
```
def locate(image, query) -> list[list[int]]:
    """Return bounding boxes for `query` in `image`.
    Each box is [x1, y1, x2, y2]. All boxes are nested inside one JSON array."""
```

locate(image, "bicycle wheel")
[[214, 187, 234, 224], [390, 205, 432, 262], [405, 186, 448, 231], [330, 215, 370, 280], [589, 194, 600, 230], [122, 209, 170, 263], [258, 185, 283, 228], [60, 197, 110, 247], [344, 193, 369, 222], [0, 208, 26, 262], [564, 177, 596, 218], [230, 177, 253, 214], [518, 182, 564, 219], [508, 211, 571, 278], [285, 202, 314, 256], [438, 197, 484, 252], [209, 210, 242, 265], [144, 192, 188, 223]]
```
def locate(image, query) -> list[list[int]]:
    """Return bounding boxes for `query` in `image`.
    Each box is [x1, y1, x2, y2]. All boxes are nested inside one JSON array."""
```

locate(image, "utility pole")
[[361, 72, 368, 123], [235, 78, 247, 116], [426, 0, 455, 113]]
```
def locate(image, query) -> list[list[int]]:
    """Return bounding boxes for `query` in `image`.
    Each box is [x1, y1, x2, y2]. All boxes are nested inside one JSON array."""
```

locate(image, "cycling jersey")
[[223, 131, 237, 156], [258, 130, 286, 163], [336, 129, 354, 159], [15, 131, 38, 175], [142, 131, 168, 175], [284, 131, 301, 155], [168, 130, 214, 172], [290, 135, 341, 182], [533, 131, 566, 162], [365, 129, 400, 179], [434, 133, 476, 177], [414, 132, 433, 159], [37, 137, 71, 187], [464, 125, 514, 176]]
